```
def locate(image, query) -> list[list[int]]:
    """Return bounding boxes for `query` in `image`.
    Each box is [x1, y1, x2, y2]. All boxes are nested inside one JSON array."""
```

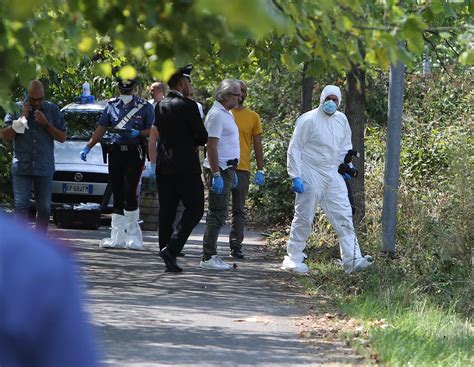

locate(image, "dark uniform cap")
[[168, 64, 193, 82], [116, 77, 138, 91], [180, 64, 193, 78]]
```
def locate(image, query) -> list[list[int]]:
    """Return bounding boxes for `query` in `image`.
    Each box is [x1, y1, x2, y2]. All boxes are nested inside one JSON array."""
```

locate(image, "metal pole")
[[382, 60, 405, 255]]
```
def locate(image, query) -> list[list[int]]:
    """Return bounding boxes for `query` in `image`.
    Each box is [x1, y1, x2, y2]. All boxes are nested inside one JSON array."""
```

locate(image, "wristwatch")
[[257, 170, 264, 174], [212, 171, 221, 178]]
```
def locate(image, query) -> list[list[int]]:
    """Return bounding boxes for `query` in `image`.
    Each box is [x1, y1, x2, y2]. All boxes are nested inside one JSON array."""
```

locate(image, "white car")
[[51, 101, 113, 212]]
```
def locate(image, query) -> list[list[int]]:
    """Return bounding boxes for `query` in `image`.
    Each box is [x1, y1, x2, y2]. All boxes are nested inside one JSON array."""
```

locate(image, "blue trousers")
[[12, 174, 53, 232]]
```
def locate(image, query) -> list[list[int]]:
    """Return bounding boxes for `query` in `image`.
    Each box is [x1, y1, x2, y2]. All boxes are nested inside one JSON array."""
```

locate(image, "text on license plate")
[[62, 183, 93, 194]]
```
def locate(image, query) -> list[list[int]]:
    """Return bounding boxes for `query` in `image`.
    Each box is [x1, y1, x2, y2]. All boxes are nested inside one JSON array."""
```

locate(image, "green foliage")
[[0, 0, 472, 109], [0, 140, 12, 203], [269, 0, 473, 77], [0, 0, 285, 107], [400, 73, 473, 182]]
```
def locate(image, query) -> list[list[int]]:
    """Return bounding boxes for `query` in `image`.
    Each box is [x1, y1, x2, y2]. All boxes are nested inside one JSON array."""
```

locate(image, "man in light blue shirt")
[[1, 80, 66, 232]]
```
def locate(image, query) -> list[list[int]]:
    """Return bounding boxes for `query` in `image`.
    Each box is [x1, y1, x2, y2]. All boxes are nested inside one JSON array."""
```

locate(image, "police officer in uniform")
[[148, 64, 208, 272], [80, 77, 155, 249]]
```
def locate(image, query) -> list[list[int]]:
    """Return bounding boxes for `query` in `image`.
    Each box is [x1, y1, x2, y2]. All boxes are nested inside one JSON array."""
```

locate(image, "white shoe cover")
[[100, 214, 127, 249], [281, 255, 309, 273], [124, 209, 143, 250], [343, 255, 374, 274], [339, 234, 374, 274]]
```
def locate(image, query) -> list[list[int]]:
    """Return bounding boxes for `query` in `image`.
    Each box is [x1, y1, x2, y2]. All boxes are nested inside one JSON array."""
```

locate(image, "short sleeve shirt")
[[203, 101, 240, 170], [3, 100, 66, 176], [98, 96, 154, 144], [231, 107, 262, 171]]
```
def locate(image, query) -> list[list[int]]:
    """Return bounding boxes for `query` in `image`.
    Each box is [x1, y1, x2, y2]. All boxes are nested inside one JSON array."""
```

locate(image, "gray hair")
[[215, 79, 240, 102]]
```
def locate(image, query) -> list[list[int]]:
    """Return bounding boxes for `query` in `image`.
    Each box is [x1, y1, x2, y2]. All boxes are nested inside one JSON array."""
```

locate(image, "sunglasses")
[[29, 97, 44, 102]]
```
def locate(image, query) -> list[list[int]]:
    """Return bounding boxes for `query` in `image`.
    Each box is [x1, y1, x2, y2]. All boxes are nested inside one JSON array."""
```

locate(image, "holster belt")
[[226, 159, 238, 167]]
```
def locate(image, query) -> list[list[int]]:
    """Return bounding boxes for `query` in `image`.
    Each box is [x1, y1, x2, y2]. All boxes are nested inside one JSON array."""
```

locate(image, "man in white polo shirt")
[[201, 79, 241, 270]]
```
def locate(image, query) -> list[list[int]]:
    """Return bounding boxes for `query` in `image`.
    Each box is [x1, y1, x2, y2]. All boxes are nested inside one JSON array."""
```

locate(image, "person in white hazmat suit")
[[281, 85, 373, 274]]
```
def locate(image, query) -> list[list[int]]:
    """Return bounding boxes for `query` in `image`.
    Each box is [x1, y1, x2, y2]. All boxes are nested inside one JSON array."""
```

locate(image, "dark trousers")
[[158, 173, 204, 257], [108, 145, 145, 214], [229, 170, 250, 249], [202, 167, 234, 260]]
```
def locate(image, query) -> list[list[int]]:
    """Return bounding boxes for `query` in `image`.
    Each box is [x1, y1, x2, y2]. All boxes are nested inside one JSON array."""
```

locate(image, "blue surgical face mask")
[[322, 100, 337, 115]]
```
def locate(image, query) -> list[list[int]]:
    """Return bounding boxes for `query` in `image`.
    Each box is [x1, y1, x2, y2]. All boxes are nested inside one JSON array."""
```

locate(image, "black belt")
[[109, 144, 141, 152]]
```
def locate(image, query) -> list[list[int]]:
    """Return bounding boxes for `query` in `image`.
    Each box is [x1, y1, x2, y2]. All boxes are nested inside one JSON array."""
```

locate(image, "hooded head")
[[319, 85, 342, 107], [319, 85, 342, 116]]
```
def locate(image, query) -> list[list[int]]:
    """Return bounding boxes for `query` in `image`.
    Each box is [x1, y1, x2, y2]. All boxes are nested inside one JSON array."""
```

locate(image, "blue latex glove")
[[254, 171, 265, 186], [80, 145, 91, 161], [147, 163, 157, 184], [212, 176, 224, 194], [233, 171, 238, 189], [291, 177, 304, 194], [119, 129, 140, 139]]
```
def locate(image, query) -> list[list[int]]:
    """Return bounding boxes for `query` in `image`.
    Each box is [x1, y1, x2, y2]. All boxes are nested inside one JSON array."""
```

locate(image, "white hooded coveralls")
[[283, 85, 369, 274]]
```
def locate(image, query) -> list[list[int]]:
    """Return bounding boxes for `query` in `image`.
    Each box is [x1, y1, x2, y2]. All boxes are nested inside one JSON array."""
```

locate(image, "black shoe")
[[159, 248, 182, 273], [230, 248, 245, 259], [177, 252, 186, 257]]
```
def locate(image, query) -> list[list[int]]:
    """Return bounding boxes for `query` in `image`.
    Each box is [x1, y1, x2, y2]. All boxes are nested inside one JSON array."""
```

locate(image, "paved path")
[[51, 220, 362, 366]]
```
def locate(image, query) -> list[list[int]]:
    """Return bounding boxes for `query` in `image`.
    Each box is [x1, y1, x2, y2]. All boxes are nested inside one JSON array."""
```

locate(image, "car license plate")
[[62, 183, 93, 194]]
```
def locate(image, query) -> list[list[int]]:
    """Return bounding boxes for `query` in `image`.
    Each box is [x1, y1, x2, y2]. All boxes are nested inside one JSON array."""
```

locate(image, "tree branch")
[[423, 34, 452, 79]]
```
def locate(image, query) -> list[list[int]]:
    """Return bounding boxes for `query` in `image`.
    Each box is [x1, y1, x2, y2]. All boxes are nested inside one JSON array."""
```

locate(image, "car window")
[[62, 110, 103, 140]]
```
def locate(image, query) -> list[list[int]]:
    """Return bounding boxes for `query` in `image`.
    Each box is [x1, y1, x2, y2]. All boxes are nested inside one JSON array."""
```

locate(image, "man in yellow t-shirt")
[[229, 80, 265, 258]]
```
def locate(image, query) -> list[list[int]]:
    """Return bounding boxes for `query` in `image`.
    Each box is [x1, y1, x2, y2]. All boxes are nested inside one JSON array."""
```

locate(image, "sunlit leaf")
[[161, 59, 176, 82], [94, 63, 112, 76], [459, 51, 474, 65], [196, 0, 286, 38], [9, 0, 37, 20], [401, 15, 428, 55], [78, 37, 95, 53], [118, 65, 137, 80]]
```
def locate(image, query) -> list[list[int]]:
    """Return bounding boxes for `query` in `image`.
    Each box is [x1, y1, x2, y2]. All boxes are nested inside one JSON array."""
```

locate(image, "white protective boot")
[[124, 209, 143, 250], [281, 240, 309, 273], [100, 213, 127, 249], [339, 235, 373, 274], [281, 255, 309, 273]]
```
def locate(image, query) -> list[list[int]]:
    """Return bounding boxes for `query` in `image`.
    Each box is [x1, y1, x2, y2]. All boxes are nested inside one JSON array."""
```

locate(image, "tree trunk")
[[345, 64, 366, 228], [301, 62, 314, 113]]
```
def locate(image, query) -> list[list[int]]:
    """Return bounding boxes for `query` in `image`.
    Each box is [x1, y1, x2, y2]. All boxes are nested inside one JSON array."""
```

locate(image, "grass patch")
[[300, 256, 473, 366], [343, 293, 473, 366]]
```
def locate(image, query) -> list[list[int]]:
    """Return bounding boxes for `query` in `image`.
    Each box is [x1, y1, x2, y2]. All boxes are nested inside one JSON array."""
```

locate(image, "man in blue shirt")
[[0, 214, 100, 366], [80, 77, 154, 249], [1, 80, 66, 232]]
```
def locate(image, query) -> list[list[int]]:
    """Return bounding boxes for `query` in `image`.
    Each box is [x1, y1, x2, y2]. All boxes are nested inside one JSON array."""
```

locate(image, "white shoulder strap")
[[115, 101, 146, 130]]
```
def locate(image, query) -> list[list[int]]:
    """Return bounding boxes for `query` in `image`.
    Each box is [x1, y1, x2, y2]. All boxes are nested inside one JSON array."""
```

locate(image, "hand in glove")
[[212, 176, 224, 194], [254, 171, 265, 186], [291, 177, 304, 194], [147, 163, 157, 185], [233, 171, 238, 189], [80, 145, 91, 161], [11, 116, 29, 134], [338, 162, 358, 179]]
